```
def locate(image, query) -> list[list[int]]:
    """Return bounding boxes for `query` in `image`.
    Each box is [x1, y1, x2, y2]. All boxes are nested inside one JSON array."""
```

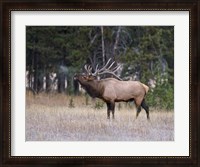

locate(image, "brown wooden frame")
[[0, 0, 199, 166]]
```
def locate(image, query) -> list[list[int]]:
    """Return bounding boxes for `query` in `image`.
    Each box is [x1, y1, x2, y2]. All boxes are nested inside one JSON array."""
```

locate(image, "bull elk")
[[74, 58, 150, 120]]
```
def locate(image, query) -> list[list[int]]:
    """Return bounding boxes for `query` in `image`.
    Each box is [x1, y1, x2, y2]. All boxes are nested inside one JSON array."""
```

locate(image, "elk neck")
[[79, 79, 104, 98]]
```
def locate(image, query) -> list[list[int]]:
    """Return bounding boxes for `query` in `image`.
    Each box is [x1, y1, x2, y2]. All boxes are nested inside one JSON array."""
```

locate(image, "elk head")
[[73, 73, 96, 83], [74, 58, 122, 99]]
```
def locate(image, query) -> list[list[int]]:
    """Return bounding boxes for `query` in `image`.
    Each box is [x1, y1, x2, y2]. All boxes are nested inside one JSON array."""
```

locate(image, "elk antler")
[[84, 58, 122, 80], [94, 58, 122, 80], [84, 64, 92, 74]]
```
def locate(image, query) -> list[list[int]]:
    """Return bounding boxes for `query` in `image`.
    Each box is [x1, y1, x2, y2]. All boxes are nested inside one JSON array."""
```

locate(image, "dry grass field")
[[26, 92, 174, 141]]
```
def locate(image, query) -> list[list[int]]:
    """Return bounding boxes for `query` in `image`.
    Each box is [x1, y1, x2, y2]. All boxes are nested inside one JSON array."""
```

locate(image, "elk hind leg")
[[141, 99, 150, 120], [136, 106, 141, 118], [135, 99, 142, 118]]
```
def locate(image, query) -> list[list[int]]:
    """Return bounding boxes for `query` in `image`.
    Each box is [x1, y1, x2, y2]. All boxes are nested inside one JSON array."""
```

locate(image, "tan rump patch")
[[141, 83, 149, 94]]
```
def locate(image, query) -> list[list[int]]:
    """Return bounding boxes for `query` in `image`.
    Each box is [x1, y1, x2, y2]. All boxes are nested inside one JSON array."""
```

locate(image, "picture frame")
[[0, 0, 199, 166]]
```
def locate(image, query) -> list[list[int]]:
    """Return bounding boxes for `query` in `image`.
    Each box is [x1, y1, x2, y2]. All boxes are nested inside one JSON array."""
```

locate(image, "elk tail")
[[142, 83, 149, 96]]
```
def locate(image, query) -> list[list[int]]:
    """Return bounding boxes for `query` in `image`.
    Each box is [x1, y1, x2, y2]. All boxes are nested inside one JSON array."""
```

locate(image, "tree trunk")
[[33, 54, 38, 93], [101, 26, 105, 65], [73, 79, 79, 95], [28, 66, 32, 89], [37, 70, 43, 92], [113, 26, 121, 58], [46, 73, 51, 92], [58, 72, 65, 93]]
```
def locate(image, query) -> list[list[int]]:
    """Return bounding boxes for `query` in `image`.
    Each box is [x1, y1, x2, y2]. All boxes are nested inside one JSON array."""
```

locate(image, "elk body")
[[74, 58, 150, 119]]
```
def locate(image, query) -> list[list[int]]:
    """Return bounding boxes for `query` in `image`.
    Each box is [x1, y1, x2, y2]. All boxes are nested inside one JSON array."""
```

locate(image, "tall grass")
[[26, 92, 174, 141]]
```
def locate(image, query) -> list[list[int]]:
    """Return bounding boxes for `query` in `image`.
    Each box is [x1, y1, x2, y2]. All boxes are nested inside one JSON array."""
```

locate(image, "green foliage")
[[94, 100, 104, 110], [146, 83, 174, 110]]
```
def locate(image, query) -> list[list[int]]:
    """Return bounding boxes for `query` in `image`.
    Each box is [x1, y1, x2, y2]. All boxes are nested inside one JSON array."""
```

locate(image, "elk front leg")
[[106, 102, 115, 119], [136, 106, 141, 118], [106, 102, 111, 119]]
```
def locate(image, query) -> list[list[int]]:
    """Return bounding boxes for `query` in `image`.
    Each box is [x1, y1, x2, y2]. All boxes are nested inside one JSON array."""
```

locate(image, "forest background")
[[26, 26, 174, 110]]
